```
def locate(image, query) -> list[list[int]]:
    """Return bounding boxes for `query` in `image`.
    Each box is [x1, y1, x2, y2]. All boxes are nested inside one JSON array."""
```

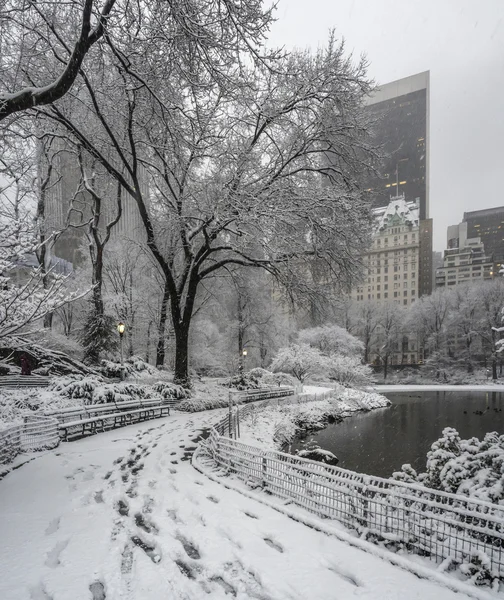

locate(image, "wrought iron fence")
[[0, 415, 59, 466], [206, 414, 504, 579]]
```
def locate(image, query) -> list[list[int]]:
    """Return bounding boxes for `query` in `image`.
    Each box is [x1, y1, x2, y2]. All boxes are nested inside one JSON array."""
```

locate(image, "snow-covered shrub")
[[392, 427, 504, 504], [270, 344, 328, 383], [261, 371, 297, 387], [152, 381, 189, 400], [326, 354, 373, 387], [49, 375, 105, 402], [298, 325, 364, 357], [49, 376, 152, 405], [296, 439, 338, 465], [459, 552, 498, 588], [224, 370, 265, 390], [177, 396, 229, 412]]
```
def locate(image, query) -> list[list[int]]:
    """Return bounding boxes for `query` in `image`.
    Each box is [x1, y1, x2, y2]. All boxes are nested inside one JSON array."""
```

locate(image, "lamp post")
[[117, 322, 125, 380], [242, 348, 247, 372]]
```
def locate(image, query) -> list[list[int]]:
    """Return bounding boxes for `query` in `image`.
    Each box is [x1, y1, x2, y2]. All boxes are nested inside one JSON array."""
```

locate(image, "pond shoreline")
[[370, 384, 504, 392]]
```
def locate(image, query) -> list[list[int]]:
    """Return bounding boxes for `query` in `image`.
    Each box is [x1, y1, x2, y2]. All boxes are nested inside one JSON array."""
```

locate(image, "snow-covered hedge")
[[152, 381, 189, 400], [393, 427, 504, 504], [100, 356, 159, 379]]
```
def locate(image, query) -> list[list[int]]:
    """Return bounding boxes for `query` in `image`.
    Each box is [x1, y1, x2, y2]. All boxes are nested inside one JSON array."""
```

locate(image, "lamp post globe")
[[117, 322, 126, 379]]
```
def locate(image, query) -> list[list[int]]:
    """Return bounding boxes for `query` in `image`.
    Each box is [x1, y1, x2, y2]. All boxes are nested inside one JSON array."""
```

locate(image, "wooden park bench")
[[0, 375, 50, 388], [230, 386, 295, 404], [45, 397, 177, 441]]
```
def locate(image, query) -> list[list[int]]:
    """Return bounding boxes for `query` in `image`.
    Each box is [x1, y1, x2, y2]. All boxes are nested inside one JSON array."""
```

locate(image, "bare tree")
[[33, 4, 376, 384], [0, 0, 116, 121]]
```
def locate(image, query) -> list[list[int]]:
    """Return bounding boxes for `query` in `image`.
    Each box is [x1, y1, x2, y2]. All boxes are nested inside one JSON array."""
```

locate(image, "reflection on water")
[[290, 391, 504, 479]]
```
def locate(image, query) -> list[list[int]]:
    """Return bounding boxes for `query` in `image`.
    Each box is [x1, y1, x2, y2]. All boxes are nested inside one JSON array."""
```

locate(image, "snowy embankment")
[[371, 384, 504, 392], [239, 385, 390, 451], [0, 409, 486, 600]]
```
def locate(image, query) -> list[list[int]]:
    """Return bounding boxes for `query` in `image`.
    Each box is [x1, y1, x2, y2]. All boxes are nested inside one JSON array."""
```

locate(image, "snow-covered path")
[[0, 410, 480, 600]]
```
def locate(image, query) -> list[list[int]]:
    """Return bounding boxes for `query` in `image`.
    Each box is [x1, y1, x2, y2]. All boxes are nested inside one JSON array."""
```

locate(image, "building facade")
[[352, 195, 421, 307], [435, 221, 495, 288], [463, 206, 504, 268], [364, 71, 430, 221]]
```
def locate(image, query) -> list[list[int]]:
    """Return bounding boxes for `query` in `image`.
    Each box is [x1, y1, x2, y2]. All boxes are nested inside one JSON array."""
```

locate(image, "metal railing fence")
[[206, 402, 504, 579], [0, 415, 59, 466]]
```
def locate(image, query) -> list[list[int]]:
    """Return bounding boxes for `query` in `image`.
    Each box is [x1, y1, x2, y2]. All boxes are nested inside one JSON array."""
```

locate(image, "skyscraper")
[[365, 71, 430, 220], [363, 71, 432, 296], [463, 206, 504, 267]]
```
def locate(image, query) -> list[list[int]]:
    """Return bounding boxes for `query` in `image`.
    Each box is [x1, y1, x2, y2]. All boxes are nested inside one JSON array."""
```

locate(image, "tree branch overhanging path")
[[0, 0, 116, 121], [2, 1, 379, 386]]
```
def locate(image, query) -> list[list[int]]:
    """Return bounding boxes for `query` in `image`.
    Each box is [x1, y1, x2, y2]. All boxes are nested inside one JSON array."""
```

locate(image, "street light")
[[117, 322, 125, 379]]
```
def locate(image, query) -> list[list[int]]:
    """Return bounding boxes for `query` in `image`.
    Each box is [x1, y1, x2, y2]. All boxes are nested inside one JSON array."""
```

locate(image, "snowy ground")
[[0, 409, 491, 600]]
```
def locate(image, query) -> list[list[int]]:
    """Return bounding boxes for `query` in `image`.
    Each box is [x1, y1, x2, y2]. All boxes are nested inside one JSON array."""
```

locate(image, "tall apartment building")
[[363, 72, 432, 295], [352, 195, 420, 307], [365, 71, 430, 221], [435, 221, 494, 288], [41, 142, 145, 267], [463, 206, 504, 268]]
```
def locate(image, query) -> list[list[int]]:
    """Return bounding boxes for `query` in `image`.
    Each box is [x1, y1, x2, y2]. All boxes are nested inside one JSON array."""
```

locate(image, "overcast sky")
[[268, 0, 504, 251]]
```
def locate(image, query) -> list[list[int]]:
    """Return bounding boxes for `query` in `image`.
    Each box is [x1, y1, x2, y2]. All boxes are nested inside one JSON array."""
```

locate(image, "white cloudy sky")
[[268, 0, 504, 251]]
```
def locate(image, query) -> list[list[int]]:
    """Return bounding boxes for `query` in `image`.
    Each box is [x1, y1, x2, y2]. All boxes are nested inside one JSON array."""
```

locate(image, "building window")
[[394, 266, 398, 272], [404, 282, 407, 288], [394, 292, 398, 297], [384, 293, 388, 298], [403, 299, 408, 305], [377, 284, 381, 291], [384, 284, 388, 290], [404, 290, 407, 296], [377, 293, 380, 299]]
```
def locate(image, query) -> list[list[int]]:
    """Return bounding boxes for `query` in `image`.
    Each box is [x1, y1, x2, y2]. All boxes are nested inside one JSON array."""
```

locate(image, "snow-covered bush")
[[49, 376, 151, 405], [177, 396, 230, 412], [261, 371, 297, 387], [100, 355, 158, 379], [459, 552, 498, 588], [326, 354, 373, 387], [392, 427, 504, 504], [296, 439, 339, 465], [49, 375, 105, 401], [298, 325, 364, 357], [270, 344, 327, 383], [224, 370, 265, 390], [152, 381, 189, 400]]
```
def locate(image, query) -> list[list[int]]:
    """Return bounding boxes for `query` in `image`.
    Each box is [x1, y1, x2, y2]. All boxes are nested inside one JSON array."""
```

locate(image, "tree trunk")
[[493, 356, 498, 380], [173, 320, 190, 386], [145, 320, 152, 363], [156, 283, 170, 368], [383, 356, 389, 380]]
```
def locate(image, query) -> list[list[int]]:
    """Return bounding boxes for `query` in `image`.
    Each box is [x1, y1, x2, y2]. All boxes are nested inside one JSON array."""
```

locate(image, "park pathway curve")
[[0, 409, 477, 600]]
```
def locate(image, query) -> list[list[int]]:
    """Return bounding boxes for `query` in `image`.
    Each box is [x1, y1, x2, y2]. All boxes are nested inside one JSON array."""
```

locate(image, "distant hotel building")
[[435, 221, 495, 288], [352, 195, 420, 307], [363, 72, 432, 296]]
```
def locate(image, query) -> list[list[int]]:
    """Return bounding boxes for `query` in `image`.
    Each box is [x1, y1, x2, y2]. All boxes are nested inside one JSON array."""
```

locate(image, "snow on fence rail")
[[206, 407, 504, 579], [0, 415, 59, 466]]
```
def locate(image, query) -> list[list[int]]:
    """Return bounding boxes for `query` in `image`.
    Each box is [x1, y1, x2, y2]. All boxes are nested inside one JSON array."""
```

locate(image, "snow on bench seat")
[[58, 404, 171, 441]]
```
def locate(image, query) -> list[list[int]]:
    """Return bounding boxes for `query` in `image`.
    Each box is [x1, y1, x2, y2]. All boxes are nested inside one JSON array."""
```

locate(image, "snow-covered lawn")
[[0, 408, 487, 600]]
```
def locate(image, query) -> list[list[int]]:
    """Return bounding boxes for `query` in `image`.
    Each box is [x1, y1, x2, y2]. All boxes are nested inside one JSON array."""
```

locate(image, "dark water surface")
[[290, 391, 504, 479]]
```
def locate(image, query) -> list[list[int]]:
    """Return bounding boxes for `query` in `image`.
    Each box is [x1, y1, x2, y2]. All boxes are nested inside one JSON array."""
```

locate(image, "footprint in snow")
[[29, 583, 53, 600], [177, 535, 201, 559], [89, 581, 106, 600], [45, 540, 69, 568], [45, 517, 60, 535], [263, 538, 283, 553], [327, 564, 361, 587], [207, 495, 220, 504]]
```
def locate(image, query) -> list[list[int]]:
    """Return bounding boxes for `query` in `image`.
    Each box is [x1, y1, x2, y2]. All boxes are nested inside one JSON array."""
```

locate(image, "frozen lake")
[[290, 390, 504, 478]]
